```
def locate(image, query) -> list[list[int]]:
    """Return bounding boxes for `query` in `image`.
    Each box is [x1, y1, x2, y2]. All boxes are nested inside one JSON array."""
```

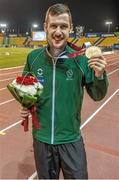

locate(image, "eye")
[[61, 24, 68, 29], [50, 24, 57, 29]]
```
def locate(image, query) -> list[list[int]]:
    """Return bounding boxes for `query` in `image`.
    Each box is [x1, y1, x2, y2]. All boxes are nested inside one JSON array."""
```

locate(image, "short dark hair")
[[45, 3, 72, 24]]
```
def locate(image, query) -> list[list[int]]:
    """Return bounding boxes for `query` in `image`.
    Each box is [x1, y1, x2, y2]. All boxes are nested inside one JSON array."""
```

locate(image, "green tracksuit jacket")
[[23, 45, 108, 144]]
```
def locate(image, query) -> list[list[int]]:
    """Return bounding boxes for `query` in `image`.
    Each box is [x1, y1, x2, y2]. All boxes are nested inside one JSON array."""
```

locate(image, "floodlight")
[[105, 21, 112, 33], [33, 24, 38, 28], [0, 23, 7, 27], [105, 21, 112, 25]]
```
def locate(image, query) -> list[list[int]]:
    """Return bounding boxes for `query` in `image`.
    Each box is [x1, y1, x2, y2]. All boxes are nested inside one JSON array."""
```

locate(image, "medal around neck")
[[85, 46, 102, 59]]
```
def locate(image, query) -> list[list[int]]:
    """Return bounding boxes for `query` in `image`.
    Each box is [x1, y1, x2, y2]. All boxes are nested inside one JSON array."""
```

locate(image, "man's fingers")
[[89, 61, 106, 68], [88, 56, 107, 77], [88, 57, 107, 65], [20, 106, 30, 119], [88, 59, 107, 65], [89, 64, 105, 72], [88, 56, 107, 71]]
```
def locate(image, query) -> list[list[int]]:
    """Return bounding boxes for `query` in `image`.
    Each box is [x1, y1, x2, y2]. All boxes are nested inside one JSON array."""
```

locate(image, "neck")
[[48, 43, 67, 57], [49, 48, 63, 57]]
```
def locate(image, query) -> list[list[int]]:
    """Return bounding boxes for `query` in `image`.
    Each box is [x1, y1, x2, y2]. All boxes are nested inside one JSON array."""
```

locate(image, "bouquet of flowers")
[[7, 75, 43, 131]]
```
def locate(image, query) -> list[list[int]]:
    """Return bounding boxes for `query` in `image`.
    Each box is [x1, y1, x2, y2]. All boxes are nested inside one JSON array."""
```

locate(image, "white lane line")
[[107, 61, 119, 67], [0, 120, 22, 133], [0, 66, 23, 71], [0, 115, 31, 133], [106, 55, 119, 60], [108, 68, 119, 76], [107, 57, 119, 61], [0, 87, 7, 91], [0, 77, 14, 82], [28, 88, 119, 180], [0, 71, 22, 76], [80, 88, 119, 129], [0, 99, 15, 106], [28, 172, 37, 180]]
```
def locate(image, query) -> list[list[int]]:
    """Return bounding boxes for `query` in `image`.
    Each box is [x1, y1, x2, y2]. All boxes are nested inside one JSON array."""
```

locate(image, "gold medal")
[[85, 46, 102, 59]]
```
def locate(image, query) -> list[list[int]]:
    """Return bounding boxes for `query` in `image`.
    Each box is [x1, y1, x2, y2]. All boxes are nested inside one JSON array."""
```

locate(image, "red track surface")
[[0, 51, 119, 179]]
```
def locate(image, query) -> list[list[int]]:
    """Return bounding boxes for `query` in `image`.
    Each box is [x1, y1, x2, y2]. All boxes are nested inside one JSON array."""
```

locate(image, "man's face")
[[44, 13, 72, 50]]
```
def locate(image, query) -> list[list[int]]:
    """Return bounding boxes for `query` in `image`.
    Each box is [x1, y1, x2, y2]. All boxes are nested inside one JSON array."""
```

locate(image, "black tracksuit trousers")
[[33, 137, 88, 179]]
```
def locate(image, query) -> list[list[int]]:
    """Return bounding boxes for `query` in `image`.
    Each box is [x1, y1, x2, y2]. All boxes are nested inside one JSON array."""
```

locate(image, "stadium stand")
[[93, 37, 105, 46], [9, 37, 26, 46], [99, 37, 119, 47], [0, 36, 4, 46], [29, 40, 47, 47], [67, 37, 75, 43], [74, 37, 99, 46], [0, 31, 119, 49]]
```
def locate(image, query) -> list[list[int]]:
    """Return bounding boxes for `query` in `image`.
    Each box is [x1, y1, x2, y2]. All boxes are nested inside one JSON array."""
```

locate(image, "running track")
[[0, 51, 119, 179]]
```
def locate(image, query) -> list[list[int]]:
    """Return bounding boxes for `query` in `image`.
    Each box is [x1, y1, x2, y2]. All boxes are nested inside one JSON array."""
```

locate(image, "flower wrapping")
[[7, 75, 43, 131]]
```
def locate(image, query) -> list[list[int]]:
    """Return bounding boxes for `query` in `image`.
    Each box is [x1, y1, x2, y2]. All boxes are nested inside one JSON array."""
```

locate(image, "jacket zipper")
[[45, 47, 65, 144], [51, 58, 57, 144]]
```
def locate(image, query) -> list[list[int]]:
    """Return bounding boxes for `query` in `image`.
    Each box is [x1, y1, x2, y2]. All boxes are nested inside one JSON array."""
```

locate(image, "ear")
[[70, 24, 73, 33], [43, 22, 47, 32]]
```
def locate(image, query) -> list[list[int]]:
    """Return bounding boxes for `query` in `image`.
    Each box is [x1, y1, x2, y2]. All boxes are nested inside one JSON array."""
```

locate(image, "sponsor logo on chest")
[[37, 68, 44, 85], [66, 69, 74, 80]]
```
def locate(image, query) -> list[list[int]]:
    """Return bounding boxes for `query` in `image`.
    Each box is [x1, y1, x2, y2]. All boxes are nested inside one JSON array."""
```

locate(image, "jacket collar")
[[45, 45, 67, 59]]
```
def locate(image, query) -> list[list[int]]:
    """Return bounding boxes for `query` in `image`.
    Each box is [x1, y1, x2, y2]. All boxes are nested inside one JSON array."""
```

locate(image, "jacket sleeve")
[[79, 56, 109, 101], [85, 71, 109, 101]]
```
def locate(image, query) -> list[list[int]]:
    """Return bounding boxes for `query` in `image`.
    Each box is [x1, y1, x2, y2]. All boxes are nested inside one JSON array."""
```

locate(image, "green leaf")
[[7, 84, 22, 104], [21, 95, 37, 108]]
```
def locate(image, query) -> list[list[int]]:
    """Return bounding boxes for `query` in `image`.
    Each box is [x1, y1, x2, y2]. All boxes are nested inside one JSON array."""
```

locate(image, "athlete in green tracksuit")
[[21, 3, 108, 179], [23, 45, 108, 145]]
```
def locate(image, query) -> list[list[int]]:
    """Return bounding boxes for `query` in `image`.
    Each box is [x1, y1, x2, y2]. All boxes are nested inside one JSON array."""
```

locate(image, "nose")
[[55, 26, 62, 35]]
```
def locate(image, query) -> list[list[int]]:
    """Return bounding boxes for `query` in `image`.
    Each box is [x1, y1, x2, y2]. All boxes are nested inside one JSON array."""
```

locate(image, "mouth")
[[53, 35, 64, 42], [53, 38, 64, 43]]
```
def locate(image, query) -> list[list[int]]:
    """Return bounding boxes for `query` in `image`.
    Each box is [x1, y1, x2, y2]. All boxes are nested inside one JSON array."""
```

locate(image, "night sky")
[[0, 0, 118, 33]]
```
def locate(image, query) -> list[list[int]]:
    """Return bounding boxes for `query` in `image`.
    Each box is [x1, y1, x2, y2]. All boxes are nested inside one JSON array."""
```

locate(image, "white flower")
[[12, 79, 43, 97]]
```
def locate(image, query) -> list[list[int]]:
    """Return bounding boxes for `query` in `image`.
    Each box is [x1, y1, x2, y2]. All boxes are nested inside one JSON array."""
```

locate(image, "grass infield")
[[0, 47, 33, 69]]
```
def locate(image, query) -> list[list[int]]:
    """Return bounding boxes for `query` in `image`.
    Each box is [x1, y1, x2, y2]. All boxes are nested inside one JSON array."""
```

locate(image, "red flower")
[[16, 76, 38, 85]]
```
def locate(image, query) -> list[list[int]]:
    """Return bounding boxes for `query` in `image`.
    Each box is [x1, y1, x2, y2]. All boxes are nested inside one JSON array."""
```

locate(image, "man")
[[21, 3, 108, 179]]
